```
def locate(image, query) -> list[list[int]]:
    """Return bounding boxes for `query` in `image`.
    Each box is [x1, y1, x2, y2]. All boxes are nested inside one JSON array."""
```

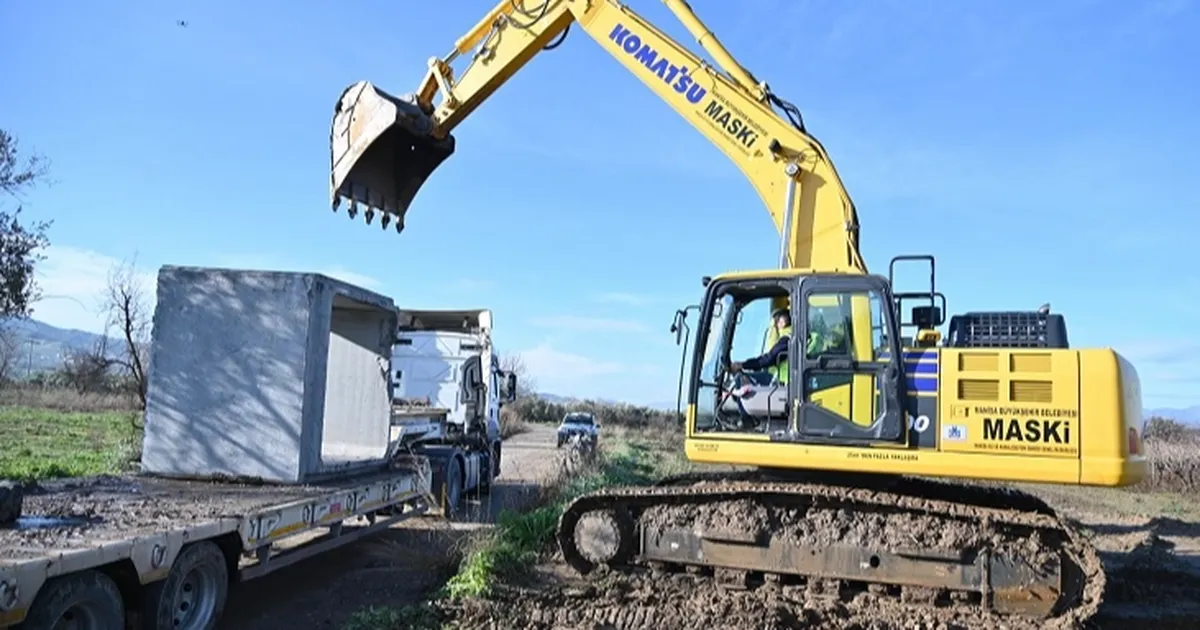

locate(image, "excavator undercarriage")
[[557, 471, 1103, 624]]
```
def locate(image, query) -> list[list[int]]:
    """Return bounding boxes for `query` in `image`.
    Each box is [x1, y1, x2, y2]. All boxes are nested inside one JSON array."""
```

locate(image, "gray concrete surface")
[[222, 424, 563, 630], [141, 266, 397, 484]]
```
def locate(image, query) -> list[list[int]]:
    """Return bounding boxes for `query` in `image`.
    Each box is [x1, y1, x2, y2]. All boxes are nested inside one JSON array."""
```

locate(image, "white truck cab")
[[389, 308, 517, 513]]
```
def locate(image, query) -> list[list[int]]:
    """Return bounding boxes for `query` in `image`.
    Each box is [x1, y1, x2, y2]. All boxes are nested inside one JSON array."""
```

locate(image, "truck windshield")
[[563, 415, 593, 425]]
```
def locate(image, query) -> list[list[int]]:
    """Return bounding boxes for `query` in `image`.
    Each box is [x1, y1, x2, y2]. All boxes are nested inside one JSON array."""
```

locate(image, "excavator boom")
[[329, 0, 865, 271]]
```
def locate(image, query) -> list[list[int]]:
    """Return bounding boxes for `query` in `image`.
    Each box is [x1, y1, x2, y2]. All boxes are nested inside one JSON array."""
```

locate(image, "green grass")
[[442, 441, 657, 600], [0, 405, 142, 482], [342, 604, 442, 630], [340, 441, 666, 629]]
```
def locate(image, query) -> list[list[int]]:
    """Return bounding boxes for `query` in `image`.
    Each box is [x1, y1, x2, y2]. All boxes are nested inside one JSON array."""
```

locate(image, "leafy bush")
[[1143, 415, 1193, 442], [498, 406, 529, 439], [503, 395, 677, 430], [1143, 434, 1200, 493]]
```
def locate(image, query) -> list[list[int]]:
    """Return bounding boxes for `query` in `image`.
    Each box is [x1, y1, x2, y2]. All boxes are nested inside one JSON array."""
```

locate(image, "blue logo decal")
[[609, 24, 707, 105]]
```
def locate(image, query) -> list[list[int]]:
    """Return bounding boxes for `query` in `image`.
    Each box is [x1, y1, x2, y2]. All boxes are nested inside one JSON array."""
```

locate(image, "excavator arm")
[[329, 0, 866, 272]]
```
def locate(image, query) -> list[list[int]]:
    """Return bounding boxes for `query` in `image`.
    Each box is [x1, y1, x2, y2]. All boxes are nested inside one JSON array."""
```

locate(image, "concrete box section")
[[141, 265, 398, 484]]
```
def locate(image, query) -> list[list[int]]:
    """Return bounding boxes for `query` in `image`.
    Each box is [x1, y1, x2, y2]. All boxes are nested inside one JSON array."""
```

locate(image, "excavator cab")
[[689, 270, 907, 445], [329, 81, 454, 233]]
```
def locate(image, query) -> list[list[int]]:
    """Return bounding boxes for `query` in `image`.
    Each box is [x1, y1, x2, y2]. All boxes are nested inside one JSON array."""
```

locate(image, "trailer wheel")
[[21, 569, 124, 630], [441, 458, 462, 519], [143, 540, 228, 630]]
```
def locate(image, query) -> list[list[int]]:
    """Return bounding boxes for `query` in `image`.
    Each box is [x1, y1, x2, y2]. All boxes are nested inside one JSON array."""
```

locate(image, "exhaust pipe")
[[329, 81, 455, 233]]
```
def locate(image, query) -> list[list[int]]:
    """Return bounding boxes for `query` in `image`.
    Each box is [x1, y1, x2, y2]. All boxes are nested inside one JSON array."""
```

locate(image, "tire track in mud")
[[439, 566, 1039, 630]]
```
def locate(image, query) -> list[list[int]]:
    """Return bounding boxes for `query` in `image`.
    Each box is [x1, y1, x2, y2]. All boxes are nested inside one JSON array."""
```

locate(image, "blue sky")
[[3, 0, 1198, 407]]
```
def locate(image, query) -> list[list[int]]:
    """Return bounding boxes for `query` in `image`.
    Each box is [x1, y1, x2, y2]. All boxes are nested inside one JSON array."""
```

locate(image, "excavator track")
[[556, 471, 1103, 626]]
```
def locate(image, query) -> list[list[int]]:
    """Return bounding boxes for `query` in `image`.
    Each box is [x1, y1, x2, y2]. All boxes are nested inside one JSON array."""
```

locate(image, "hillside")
[[1146, 405, 1200, 425], [0, 318, 121, 377], [2, 318, 1196, 423]]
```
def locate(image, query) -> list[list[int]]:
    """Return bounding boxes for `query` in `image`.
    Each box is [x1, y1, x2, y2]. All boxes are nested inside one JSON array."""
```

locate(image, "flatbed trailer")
[[0, 458, 432, 629], [0, 267, 516, 629]]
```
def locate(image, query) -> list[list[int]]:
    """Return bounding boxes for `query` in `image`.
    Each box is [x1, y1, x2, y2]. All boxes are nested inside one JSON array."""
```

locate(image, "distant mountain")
[[1145, 406, 1200, 426], [0, 318, 119, 377], [535, 391, 625, 406]]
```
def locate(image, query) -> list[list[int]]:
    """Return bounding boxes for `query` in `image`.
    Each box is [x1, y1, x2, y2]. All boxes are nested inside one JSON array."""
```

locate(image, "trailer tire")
[[21, 569, 124, 630], [143, 540, 229, 630]]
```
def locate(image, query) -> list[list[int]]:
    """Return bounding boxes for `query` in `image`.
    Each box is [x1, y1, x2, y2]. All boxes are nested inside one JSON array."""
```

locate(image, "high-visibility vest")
[[767, 325, 793, 384]]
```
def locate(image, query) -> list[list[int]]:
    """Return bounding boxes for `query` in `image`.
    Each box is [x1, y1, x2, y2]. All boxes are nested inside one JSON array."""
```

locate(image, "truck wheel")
[[478, 455, 493, 495], [479, 443, 501, 495], [441, 459, 463, 519], [21, 569, 124, 630], [143, 540, 229, 630]]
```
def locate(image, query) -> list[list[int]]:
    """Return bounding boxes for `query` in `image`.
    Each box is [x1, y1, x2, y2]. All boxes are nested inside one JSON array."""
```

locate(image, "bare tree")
[[0, 129, 53, 319], [101, 258, 151, 409], [58, 337, 115, 394], [499, 352, 536, 398]]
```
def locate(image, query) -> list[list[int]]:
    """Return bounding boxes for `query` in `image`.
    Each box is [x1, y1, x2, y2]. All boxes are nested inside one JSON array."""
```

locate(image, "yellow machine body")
[[326, 0, 1145, 492]]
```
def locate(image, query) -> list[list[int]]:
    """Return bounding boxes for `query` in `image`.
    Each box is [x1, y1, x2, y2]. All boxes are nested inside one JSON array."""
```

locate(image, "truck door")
[[792, 274, 906, 444]]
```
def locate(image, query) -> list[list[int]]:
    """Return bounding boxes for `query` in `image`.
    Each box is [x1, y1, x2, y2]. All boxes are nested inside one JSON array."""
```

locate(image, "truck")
[[0, 266, 517, 630], [389, 307, 514, 516]]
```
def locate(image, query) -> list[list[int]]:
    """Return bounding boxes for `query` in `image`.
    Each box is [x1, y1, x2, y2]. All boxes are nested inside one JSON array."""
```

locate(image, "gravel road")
[[220, 424, 563, 630]]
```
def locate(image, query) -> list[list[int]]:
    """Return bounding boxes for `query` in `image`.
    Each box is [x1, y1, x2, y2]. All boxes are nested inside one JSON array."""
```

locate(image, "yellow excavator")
[[327, 0, 1146, 623]]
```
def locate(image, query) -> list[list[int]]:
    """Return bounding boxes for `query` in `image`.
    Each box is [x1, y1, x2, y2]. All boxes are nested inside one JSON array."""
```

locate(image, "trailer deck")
[[0, 464, 431, 627]]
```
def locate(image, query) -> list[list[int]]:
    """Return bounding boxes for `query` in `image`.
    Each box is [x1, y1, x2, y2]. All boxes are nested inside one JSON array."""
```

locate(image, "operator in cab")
[[730, 307, 794, 384], [730, 305, 833, 385]]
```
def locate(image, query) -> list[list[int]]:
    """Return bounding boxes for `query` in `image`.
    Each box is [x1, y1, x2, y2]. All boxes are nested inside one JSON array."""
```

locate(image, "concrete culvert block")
[[140, 266, 399, 484]]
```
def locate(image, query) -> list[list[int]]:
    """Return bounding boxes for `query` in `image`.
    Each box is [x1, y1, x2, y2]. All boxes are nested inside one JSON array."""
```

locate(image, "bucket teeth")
[[331, 186, 406, 234]]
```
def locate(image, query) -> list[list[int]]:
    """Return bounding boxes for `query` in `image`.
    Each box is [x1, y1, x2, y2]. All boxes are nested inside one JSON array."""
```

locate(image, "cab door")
[[792, 274, 906, 444]]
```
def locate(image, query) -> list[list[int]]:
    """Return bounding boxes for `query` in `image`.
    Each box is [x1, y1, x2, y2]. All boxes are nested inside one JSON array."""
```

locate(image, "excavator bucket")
[[329, 81, 455, 233]]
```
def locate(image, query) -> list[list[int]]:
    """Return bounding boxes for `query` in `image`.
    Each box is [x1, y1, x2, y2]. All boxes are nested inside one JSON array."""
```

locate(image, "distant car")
[[557, 412, 599, 448]]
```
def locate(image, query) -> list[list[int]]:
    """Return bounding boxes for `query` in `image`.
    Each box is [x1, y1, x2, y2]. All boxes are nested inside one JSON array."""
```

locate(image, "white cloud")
[[523, 343, 626, 379], [29, 246, 387, 335], [31, 245, 157, 334], [1111, 338, 1200, 407], [315, 267, 382, 290], [530, 315, 649, 334], [518, 341, 664, 402]]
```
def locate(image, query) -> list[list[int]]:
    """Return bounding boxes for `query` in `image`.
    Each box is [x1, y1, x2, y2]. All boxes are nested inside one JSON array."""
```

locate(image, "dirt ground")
[[438, 475, 1200, 630], [1020, 483, 1200, 629], [219, 423, 565, 629]]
